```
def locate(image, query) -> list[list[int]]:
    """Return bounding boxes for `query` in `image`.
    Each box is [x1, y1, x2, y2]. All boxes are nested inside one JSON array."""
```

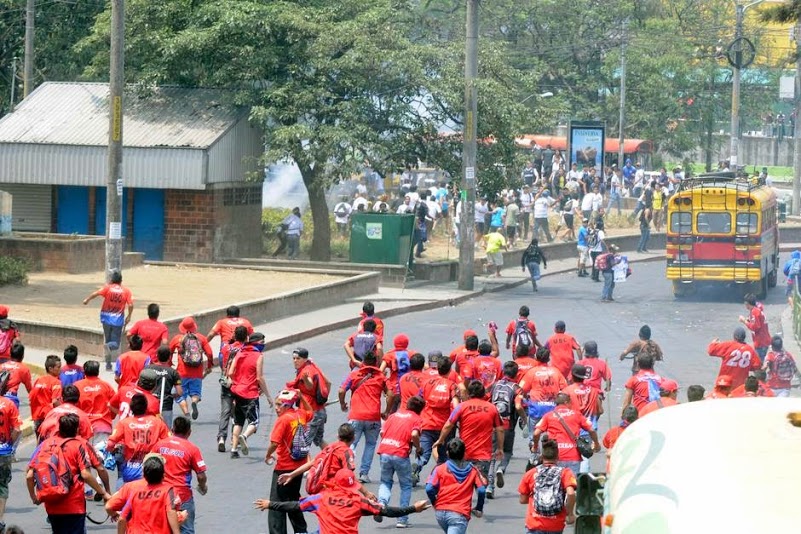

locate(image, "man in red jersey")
[[519, 347, 567, 436], [513, 343, 539, 381], [576, 341, 612, 394], [423, 351, 460, 383], [256, 468, 429, 533], [562, 365, 602, 427], [286, 347, 331, 451], [763, 335, 800, 397], [739, 293, 771, 361], [127, 303, 169, 359], [36, 385, 94, 442], [544, 320, 581, 380], [216, 326, 247, 452], [414, 356, 460, 484], [265, 390, 311, 534], [153, 417, 208, 534], [706, 375, 733, 399], [227, 332, 272, 458], [376, 396, 424, 528], [107, 394, 170, 486], [425, 438, 487, 533], [729, 370, 775, 398], [460, 339, 502, 399], [207, 305, 254, 355], [505, 305, 542, 356], [339, 351, 393, 483], [26, 414, 112, 534], [75, 360, 116, 445], [106, 455, 181, 534], [602, 406, 638, 473], [518, 438, 577, 533], [169, 316, 214, 421], [707, 327, 761, 389], [433, 380, 503, 486], [639, 379, 679, 416], [449, 334, 480, 376], [621, 353, 664, 415], [398, 353, 427, 408], [30, 354, 63, 436], [381, 334, 415, 411], [116, 334, 151, 386], [533, 393, 600, 475], [344, 319, 383, 369], [83, 270, 134, 371], [0, 391, 21, 529], [1, 343, 32, 408], [0, 305, 20, 363], [357, 301, 385, 341], [277, 423, 357, 490], [109, 369, 162, 421]]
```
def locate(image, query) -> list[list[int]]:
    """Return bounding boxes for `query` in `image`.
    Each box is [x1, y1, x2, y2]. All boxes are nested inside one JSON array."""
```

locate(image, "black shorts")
[[233, 394, 259, 427], [564, 214, 574, 229], [475, 222, 486, 234], [506, 226, 517, 238]]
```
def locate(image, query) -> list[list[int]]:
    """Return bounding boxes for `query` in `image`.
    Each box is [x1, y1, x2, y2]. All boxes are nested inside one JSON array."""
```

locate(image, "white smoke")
[[262, 161, 310, 209]]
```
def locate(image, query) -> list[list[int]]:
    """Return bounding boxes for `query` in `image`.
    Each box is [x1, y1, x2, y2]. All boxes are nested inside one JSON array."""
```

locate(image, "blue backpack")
[[395, 350, 410, 380], [645, 376, 662, 402]]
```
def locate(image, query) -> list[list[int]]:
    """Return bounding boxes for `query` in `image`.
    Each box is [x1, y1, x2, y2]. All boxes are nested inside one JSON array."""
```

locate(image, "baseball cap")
[[333, 468, 360, 490], [660, 379, 679, 393], [715, 375, 733, 387], [463, 329, 477, 340], [248, 332, 266, 344], [571, 364, 587, 380], [276, 389, 299, 407], [582, 218, 589, 223], [428, 350, 443, 362]]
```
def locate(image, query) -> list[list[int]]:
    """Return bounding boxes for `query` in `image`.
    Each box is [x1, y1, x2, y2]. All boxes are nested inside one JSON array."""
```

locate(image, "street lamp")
[[729, 0, 764, 167], [519, 91, 554, 104]]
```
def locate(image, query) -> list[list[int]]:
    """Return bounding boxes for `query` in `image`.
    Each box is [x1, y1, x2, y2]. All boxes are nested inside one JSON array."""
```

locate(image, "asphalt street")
[[4, 260, 790, 533]]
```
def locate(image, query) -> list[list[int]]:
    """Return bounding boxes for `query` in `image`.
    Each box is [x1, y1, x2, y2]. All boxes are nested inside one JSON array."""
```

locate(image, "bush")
[[0, 256, 29, 286], [262, 207, 346, 258]]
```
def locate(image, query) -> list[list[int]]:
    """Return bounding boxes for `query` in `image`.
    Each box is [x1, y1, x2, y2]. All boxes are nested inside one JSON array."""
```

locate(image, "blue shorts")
[[182, 378, 202, 400]]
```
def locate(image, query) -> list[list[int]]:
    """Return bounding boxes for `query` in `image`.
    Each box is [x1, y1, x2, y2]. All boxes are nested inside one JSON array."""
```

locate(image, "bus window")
[[736, 213, 758, 234], [670, 212, 691, 233], [696, 212, 730, 234]]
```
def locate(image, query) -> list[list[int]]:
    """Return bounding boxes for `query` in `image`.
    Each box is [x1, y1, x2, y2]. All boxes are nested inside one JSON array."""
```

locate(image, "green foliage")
[[0, 256, 29, 286]]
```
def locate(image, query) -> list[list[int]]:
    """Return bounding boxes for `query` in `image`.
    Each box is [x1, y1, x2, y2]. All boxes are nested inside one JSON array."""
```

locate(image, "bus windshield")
[[696, 212, 730, 234]]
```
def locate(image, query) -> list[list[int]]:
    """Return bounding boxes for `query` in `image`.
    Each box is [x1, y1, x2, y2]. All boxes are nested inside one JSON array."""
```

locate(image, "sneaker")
[[495, 469, 505, 488], [230, 450, 240, 459], [373, 514, 384, 524], [217, 438, 225, 453], [105, 362, 113, 372], [358, 473, 372, 484], [395, 522, 410, 528], [486, 489, 494, 499], [239, 434, 249, 456], [411, 469, 420, 487], [191, 401, 199, 420]]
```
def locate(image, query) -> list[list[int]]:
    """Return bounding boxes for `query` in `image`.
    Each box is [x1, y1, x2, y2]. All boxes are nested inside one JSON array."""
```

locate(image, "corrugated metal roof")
[[0, 82, 246, 149]]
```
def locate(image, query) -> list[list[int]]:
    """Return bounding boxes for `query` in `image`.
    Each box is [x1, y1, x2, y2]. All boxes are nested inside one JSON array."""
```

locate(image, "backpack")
[[306, 443, 355, 494], [645, 375, 662, 403], [638, 340, 661, 363], [290, 417, 312, 461], [0, 370, 11, 396], [514, 319, 534, 349], [773, 351, 797, 382], [0, 320, 16, 355], [31, 438, 76, 503], [394, 350, 411, 381], [179, 333, 204, 367], [219, 344, 240, 389], [587, 230, 599, 248], [312, 367, 331, 405], [594, 252, 612, 271], [790, 258, 801, 278], [533, 464, 566, 517], [491, 380, 518, 420], [352, 332, 377, 361], [334, 203, 349, 218]]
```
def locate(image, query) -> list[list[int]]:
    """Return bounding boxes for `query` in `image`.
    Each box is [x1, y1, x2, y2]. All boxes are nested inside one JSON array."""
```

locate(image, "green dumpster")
[[349, 213, 414, 265]]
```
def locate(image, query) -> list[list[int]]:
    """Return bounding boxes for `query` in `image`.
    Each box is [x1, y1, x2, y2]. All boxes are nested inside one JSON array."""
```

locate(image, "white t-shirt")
[[407, 192, 420, 210], [591, 229, 605, 252], [474, 201, 489, 223], [397, 203, 413, 214], [591, 192, 603, 211], [581, 193, 594, 211], [533, 197, 553, 218], [520, 192, 534, 213], [333, 202, 352, 223], [425, 199, 441, 220], [453, 201, 462, 224], [352, 197, 370, 212], [568, 170, 582, 182], [356, 183, 367, 195]]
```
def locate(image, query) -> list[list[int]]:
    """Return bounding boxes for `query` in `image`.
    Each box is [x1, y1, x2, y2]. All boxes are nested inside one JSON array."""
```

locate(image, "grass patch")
[[0, 257, 29, 286]]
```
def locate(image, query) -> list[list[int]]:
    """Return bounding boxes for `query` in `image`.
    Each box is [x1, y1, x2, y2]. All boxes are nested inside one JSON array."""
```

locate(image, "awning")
[[516, 134, 652, 154]]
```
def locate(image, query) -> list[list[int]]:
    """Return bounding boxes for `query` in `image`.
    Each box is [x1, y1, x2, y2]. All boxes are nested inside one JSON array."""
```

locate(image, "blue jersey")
[[577, 226, 588, 247]]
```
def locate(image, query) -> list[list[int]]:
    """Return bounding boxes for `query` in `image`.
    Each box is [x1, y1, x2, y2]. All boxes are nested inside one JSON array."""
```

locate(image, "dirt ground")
[[2, 265, 340, 328]]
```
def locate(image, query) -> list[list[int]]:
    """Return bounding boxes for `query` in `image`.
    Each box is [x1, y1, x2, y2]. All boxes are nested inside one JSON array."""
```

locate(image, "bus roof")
[[606, 398, 801, 534]]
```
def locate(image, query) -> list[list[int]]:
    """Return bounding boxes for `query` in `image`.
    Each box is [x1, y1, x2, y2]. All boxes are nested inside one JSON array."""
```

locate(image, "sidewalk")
[[14, 247, 666, 438]]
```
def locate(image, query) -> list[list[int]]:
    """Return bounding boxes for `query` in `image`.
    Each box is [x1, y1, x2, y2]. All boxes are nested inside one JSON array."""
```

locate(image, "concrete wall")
[[689, 134, 794, 168], [0, 233, 105, 273], [14, 269, 380, 355]]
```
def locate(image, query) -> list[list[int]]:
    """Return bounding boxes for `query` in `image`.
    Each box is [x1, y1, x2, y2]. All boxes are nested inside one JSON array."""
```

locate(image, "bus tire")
[[754, 276, 768, 300], [768, 268, 778, 288], [673, 281, 693, 298]]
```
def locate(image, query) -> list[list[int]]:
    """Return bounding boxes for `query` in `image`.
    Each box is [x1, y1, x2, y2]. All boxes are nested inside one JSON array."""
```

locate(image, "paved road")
[[4, 261, 790, 533]]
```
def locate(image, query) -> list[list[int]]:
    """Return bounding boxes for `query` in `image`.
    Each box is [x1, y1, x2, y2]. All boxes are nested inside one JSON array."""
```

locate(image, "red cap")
[[463, 329, 477, 340], [394, 334, 410, 350], [179, 316, 197, 334], [0, 305, 8, 319], [715, 375, 733, 387], [660, 379, 678, 393], [333, 468, 360, 490]]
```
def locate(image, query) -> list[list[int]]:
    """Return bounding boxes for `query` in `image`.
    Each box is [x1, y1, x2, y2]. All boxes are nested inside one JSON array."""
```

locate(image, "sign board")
[[780, 75, 795, 100], [568, 121, 605, 174], [366, 222, 383, 240], [465, 166, 475, 187]]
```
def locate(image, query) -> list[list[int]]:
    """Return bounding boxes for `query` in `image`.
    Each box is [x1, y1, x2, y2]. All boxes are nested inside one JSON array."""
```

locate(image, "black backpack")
[[491, 380, 519, 420]]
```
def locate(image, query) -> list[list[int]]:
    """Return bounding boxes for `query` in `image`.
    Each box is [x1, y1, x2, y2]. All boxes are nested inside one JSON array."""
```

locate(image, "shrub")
[[0, 256, 29, 286]]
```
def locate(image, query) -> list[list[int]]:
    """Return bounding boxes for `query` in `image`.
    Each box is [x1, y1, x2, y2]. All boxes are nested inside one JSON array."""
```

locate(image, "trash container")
[[779, 199, 787, 223], [349, 213, 414, 265]]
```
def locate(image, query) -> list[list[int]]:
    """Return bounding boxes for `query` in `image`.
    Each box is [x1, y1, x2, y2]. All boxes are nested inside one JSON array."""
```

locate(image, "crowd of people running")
[[0, 269, 796, 534]]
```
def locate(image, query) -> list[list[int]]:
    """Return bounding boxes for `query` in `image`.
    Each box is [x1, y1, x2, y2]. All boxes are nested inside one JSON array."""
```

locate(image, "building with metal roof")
[[0, 81, 264, 263]]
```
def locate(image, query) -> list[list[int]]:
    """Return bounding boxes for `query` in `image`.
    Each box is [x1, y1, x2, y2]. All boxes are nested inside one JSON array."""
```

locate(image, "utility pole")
[[458, 0, 478, 291], [794, 20, 801, 215], [730, 2, 744, 168], [105, 0, 124, 280], [617, 19, 628, 167], [9, 57, 17, 112], [23, 0, 34, 97]]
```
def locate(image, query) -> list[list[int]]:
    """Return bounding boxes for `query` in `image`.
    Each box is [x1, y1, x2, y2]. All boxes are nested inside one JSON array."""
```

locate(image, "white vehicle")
[[604, 398, 801, 534]]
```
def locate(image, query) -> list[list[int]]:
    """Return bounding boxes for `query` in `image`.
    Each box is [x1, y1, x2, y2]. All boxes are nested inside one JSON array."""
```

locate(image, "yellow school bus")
[[603, 398, 801, 534], [665, 172, 779, 298]]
